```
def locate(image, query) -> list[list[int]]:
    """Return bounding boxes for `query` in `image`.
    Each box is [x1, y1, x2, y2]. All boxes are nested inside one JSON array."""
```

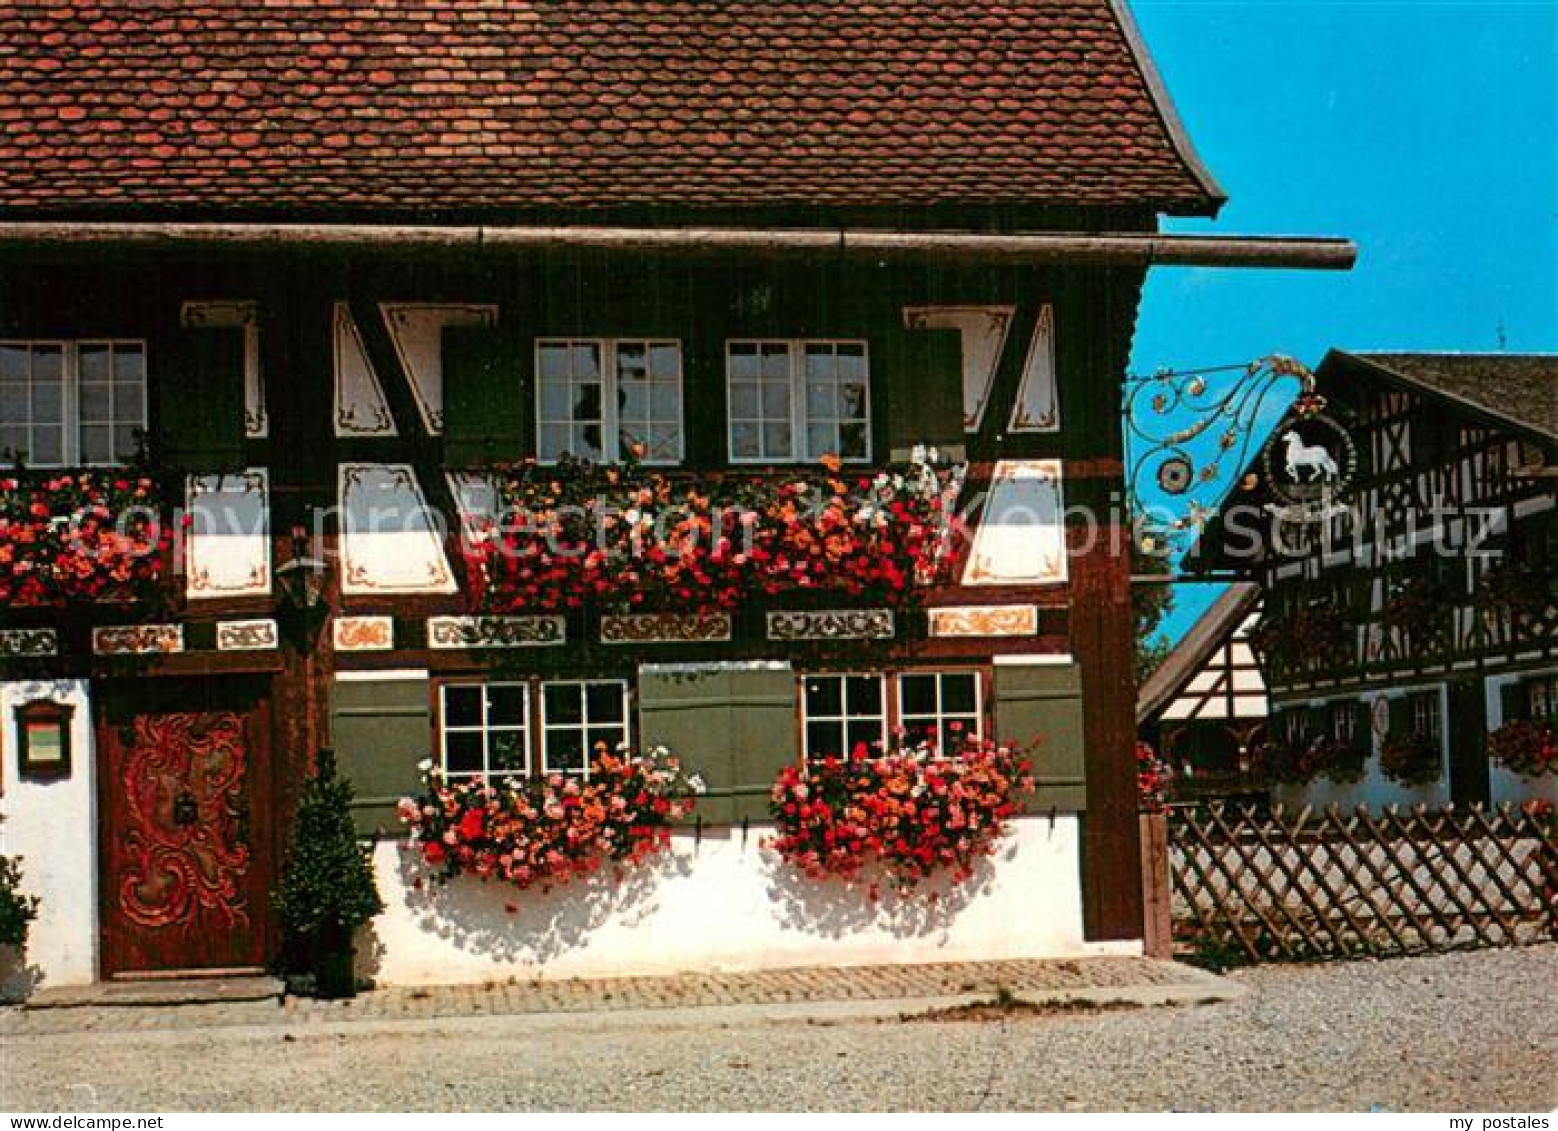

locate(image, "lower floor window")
[[1521, 675, 1556, 721], [801, 670, 984, 760], [438, 678, 630, 780], [1409, 690, 1442, 741]]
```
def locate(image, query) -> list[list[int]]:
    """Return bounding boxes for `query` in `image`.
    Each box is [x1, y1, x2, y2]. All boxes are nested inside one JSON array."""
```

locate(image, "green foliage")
[[274, 750, 383, 958], [1132, 540, 1176, 684], [0, 852, 38, 950]]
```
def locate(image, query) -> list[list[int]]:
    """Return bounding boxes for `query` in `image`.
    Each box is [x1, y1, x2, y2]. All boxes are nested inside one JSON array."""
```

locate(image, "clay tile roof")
[[0, 0, 1223, 222]]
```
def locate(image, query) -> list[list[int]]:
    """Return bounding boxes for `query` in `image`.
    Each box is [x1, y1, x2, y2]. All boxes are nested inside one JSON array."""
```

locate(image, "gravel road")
[[2, 945, 1553, 1112]]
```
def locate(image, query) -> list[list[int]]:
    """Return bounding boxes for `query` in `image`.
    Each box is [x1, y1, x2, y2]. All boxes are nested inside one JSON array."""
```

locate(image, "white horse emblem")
[[1282, 430, 1339, 481]]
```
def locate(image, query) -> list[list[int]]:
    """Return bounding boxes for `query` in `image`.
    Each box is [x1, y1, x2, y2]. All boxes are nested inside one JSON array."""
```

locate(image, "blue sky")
[[1125, 0, 1558, 637]]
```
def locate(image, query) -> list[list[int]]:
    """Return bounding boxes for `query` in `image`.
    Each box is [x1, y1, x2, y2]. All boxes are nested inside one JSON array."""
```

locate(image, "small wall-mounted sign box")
[[15, 700, 73, 782]]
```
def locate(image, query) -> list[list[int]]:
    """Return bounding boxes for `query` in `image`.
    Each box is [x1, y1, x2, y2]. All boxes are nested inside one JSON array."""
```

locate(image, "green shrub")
[[0, 852, 38, 950], [274, 750, 383, 996]]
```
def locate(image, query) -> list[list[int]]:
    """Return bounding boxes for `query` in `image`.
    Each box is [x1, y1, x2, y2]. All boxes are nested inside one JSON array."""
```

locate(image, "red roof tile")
[[0, 0, 1223, 220]]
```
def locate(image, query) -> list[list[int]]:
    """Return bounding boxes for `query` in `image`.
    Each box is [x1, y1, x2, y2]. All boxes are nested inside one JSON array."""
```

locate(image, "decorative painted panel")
[[601, 613, 733, 644], [902, 305, 1014, 432], [380, 303, 499, 433], [766, 609, 894, 641], [961, 459, 1068, 586], [333, 616, 395, 652], [182, 300, 266, 438], [927, 605, 1038, 638], [215, 619, 278, 651], [1008, 305, 1059, 432], [339, 463, 458, 595], [0, 628, 58, 656], [428, 615, 565, 649], [93, 625, 184, 655], [185, 470, 271, 600], [448, 471, 500, 549], [333, 303, 397, 437]]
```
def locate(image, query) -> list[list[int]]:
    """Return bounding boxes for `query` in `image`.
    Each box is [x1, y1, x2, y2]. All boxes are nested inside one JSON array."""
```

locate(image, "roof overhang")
[[0, 223, 1357, 269]]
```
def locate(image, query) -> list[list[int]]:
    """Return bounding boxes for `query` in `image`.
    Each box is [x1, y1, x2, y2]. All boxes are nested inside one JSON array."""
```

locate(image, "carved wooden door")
[[98, 680, 273, 977]]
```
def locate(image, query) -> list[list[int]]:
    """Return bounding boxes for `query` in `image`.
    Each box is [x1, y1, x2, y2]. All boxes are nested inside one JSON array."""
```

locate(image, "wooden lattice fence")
[[1166, 802, 1558, 963]]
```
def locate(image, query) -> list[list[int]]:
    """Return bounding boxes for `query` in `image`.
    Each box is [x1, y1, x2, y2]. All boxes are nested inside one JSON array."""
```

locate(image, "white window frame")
[[535, 338, 684, 466], [726, 339, 871, 465], [538, 678, 633, 778], [1410, 690, 1443, 741], [800, 672, 889, 762], [896, 670, 984, 753], [0, 339, 147, 468], [438, 681, 531, 783]]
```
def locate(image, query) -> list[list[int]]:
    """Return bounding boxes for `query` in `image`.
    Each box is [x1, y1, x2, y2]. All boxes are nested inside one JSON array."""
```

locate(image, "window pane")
[[489, 730, 528, 776], [114, 381, 145, 424], [805, 676, 842, 717], [649, 381, 679, 418], [846, 675, 882, 715], [112, 426, 139, 462], [648, 425, 680, 462], [537, 424, 568, 462], [79, 344, 111, 383], [760, 381, 790, 417], [538, 377, 573, 421], [837, 346, 867, 380], [729, 383, 759, 419], [80, 381, 112, 422], [648, 343, 680, 377], [545, 730, 586, 774], [760, 346, 789, 381], [569, 343, 601, 380], [113, 343, 145, 383], [31, 346, 61, 384], [941, 673, 978, 714], [806, 721, 843, 760], [585, 681, 625, 722], [804, 346, 836, 380], [0, 425, 25, 456], [0, 344, 27, 384], [838, 423, 868, 459], [30, 380, 61, 424], [538, 344, 569, 381], [0, 382, 25, 421], [487, 685, 526, 727], [571, 383, 602, 423], [28, 426, 61, 465], [762, 423, 792, 457], [80, 425, 112, 465], [444, 686, 483, 728], [846, 720, 882, 754], [805, 424, 834, 460], [586, 726, 623, 756], [900, 674, 937, 716], [728, 346, 760, 381], [616, 341, 647, 374], [444, 731, 484, 776], [544, 683, 583, 726]]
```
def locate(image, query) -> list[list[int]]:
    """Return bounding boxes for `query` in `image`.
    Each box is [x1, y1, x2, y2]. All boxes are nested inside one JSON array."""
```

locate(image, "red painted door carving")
[[99, 682, 273, 977]]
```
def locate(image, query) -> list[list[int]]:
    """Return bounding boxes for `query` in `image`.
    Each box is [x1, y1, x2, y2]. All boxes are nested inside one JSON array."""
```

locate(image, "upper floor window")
[[0, 340, 146, 467], [536, 339, 683, 465], [727, 340, 870, 464], [438, 678, 631, 781]]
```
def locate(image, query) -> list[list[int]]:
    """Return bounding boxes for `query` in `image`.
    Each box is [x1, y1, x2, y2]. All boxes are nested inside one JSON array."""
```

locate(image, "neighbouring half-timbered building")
[[0, 1, 1353, 989], [1190, 351, 1556, 813]]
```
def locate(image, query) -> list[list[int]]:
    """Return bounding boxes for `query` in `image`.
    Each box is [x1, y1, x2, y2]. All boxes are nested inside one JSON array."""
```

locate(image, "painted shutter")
[[158, 325, 245, 471], [442, 324, 527, 466], [637, 663, 797, 825], [882, 325, 964, 462], [330, 675, 431, 837], [993, 661, 1085, 811]]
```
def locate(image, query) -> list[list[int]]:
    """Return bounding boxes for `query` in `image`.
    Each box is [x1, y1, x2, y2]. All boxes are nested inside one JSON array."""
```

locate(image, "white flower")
[[417, 758, 434, 774], [910, 443, 927, 465], [927, 446, 940, 465], [686, 773, 707, 795]]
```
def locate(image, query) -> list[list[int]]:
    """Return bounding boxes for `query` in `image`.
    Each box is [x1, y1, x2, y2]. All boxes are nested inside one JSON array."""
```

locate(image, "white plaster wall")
[[364, 814, 1134, 986], [1485, 669, 1558, 807], [0, 680, 97, 994]]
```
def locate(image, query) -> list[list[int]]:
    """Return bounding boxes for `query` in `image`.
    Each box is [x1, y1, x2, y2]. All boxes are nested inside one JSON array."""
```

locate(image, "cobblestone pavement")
[[1, 946, 1553, 1112], [0, 956, 1220, 1036]]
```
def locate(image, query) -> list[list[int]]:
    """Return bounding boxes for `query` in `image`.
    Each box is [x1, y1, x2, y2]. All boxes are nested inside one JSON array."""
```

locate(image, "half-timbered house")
[[0, 1, 1352, 989], [1189, 351, 1556, 813], [1137, 583, 1269, 801]]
